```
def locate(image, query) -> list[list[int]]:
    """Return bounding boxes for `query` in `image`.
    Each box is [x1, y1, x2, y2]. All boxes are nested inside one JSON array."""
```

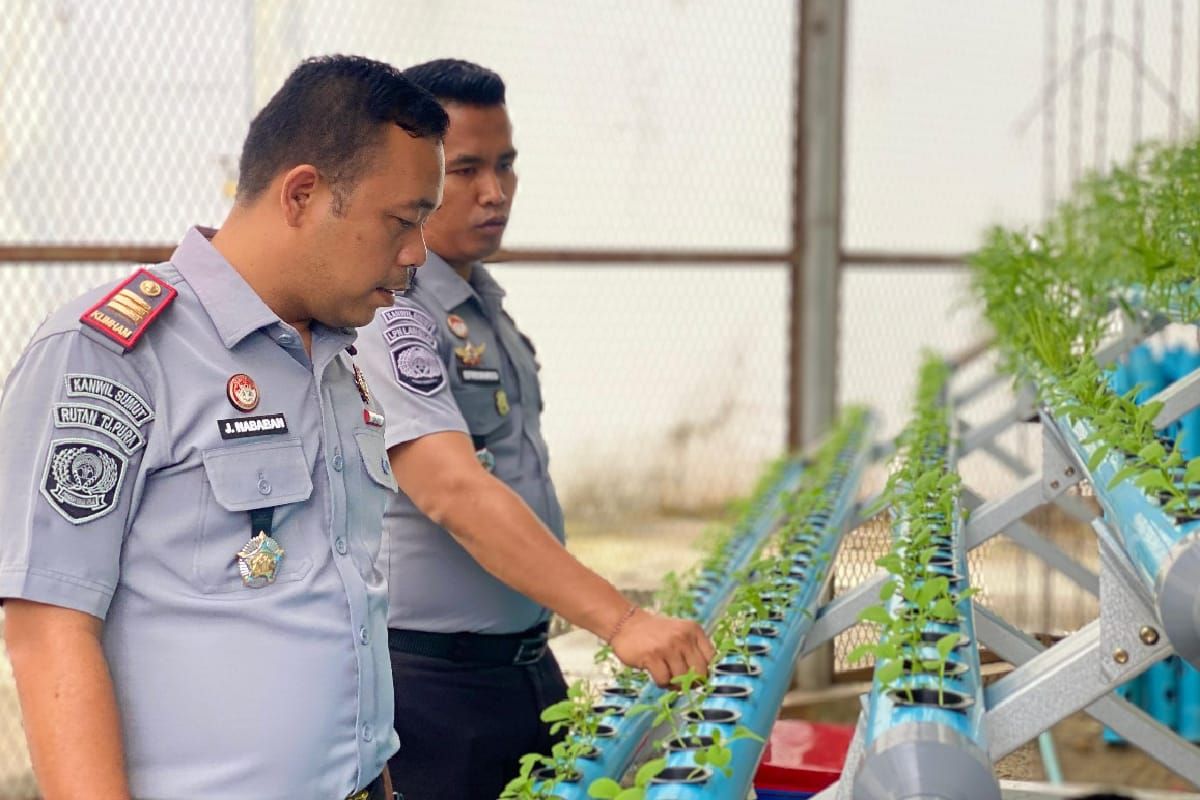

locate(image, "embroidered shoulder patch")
[[40, 438, 128, 524], [63, 374, 154, 425], [390, 341, 446, 396], [53, 403, 145, 454], [80, 268, 176, 352], [381, 304, 438, 347]]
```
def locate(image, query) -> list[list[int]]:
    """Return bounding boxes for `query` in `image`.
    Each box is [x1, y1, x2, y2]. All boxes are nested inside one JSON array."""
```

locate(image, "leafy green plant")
[[508, 407, 871, 797], [970, 136, 1200, 525], [849, 358, 977, 706]]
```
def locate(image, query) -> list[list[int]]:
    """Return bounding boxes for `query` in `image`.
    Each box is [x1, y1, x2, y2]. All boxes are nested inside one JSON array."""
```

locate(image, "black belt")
[[388, 622, 550, 666], [344, 771, 386, 800]]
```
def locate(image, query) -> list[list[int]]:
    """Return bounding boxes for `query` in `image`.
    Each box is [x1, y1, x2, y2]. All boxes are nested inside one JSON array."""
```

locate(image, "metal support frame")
[[1152, 363, 1200, 428], [810, 314, 1200, 795]]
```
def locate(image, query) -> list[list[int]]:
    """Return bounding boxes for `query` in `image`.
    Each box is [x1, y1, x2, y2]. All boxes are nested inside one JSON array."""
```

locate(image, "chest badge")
[[454, 341, 487, 367], [235, 532, 285, 588], [352, 363, 371, 404], [495, 388, 510, 416], [447, 314, 470, 339], [226, 373, 260, 412]]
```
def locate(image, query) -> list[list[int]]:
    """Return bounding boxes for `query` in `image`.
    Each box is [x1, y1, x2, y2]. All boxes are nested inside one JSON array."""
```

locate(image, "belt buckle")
[[513, 635, 547, 666], [346, 791, 369, 800]]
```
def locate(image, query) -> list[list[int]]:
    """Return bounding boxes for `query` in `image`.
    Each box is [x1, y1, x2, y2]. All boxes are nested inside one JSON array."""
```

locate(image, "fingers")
[[612, 614, 717, 687], [664, 650, 690, 684], [645, 658, 671, 688]]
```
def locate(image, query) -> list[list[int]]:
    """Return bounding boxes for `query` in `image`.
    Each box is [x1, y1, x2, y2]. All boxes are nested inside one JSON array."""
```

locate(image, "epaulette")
[[80, 268, 177, 352]]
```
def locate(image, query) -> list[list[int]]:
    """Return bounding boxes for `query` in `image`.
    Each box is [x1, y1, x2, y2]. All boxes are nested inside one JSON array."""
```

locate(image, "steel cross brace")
[[816, 528, 1200, 798], [804, 425, 1088, 658], [977, 528, 1200, 787], [1152, 363, 1200, 428]]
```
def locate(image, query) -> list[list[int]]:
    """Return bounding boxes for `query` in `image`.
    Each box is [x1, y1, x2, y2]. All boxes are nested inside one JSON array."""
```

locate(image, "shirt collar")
[[169, 226, 355, 351], [414, 251, 506, 310]]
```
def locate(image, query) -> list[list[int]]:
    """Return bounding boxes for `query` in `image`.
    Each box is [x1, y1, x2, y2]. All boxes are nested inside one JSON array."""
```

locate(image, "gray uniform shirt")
[[356, 252, 565, 634], [0, 228, 397, 800]]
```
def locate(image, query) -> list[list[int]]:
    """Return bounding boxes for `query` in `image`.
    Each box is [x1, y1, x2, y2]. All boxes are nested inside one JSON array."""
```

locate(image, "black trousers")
[[387, 648, 569, 800]]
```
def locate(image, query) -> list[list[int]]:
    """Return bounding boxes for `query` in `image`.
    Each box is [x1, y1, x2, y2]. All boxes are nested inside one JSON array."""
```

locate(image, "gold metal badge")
[[139, 279, 162, 297], [454, 341, 487, 367], [235, 532, 285, 588], [495, 389, 510, 416]]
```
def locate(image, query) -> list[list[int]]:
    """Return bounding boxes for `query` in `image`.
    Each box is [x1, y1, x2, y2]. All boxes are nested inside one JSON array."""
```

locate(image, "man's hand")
[[609, 609, 715, 687]]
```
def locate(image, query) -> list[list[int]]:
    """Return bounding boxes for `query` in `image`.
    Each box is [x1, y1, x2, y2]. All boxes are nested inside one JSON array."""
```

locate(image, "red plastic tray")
[[753, 719, 855, 793]]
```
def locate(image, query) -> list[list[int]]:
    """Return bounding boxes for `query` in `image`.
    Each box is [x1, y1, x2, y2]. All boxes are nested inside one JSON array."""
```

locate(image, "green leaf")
[[1138, 441, 1167, 464], [539, 701, 573, 723], [1134, 469, 1174, 495], [1087, 443, 1113, 472], [919, 576, 950, 606], [936, 632, 961, 660], [1184, 457, 1200, 486], [877, 658, 904, 687], [1138, 400, 1166, 426], [730, 724, 765, 743], [634, 758, 667, 787], [931, 597, 958, 621], [1107, 464, 1141, 490], [615, 790, 644, 800], [588, 778, 622, 799], [708, 745, 733, 767], [858, 605, 892, 626], [878, 579, 898, 602], [847, 642, 877, 664]]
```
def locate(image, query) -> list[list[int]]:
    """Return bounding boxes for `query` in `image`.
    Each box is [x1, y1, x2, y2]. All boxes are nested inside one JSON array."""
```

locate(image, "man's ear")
[[278, 164, 321, 228]]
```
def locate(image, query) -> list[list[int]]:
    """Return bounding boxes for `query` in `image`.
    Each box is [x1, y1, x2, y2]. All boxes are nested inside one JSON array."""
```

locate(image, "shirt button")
[[278, 333, 295, 346], [332, 454, 345, 471], [257, 479, 272, 495], [361, 723, 373, 742], [358, 625, 370, 645], [335, 537, 348, 555]]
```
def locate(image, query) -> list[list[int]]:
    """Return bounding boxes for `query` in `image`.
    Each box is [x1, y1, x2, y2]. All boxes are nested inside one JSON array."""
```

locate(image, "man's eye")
[[451, 167, 477, 177]]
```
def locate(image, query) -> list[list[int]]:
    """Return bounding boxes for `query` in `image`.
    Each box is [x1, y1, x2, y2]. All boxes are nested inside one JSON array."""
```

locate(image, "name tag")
[[459, 367, 501, 384], [217, 413, 289, 440]]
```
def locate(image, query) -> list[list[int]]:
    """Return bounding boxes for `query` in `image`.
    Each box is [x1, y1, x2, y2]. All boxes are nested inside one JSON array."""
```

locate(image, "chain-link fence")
[[0, 2, 798, 791]]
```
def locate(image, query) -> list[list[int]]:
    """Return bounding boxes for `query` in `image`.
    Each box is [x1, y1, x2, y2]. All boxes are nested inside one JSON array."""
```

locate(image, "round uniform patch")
[[390, 342, 446, 396], [447, 314, 469, 339], [40, 438, 128, 524], [226, 373, 260, 412]]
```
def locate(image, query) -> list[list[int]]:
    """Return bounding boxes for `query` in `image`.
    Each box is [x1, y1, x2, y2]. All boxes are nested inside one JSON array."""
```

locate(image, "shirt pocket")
[[194, 437, 314, 595], [452, 385, 513, 441], [350, 429, 395, 579]]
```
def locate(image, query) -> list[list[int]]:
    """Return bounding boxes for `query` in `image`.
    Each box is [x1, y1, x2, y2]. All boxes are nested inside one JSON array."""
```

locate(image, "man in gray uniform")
[[355, 59, 714, 800], [0, 56, 446, 800]]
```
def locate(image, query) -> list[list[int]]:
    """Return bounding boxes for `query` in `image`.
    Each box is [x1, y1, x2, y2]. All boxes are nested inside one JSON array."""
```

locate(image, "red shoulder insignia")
[[80, 268, 177, 351]]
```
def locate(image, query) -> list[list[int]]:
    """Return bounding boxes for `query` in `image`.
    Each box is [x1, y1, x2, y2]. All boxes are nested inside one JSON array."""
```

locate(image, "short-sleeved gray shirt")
[[356, 253, 565, 634], [0, 228, 397, 799]]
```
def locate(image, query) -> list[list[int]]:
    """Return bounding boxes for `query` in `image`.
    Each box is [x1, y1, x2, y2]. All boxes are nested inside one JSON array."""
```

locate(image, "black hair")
[[236, 54, 449, 210], [401, 58, 506, 106]]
